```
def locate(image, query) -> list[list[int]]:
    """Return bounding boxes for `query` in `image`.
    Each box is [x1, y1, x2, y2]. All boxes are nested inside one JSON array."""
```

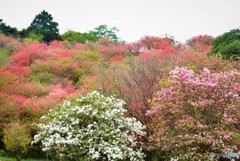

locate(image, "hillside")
[[0, 33, 240, 161]]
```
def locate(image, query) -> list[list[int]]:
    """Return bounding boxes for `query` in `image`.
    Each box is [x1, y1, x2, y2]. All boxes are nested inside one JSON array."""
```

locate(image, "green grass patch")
[[0, 151, 48, 161]]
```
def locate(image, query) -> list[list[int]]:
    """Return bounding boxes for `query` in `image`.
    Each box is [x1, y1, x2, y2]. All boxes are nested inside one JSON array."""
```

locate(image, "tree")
[[28, 10, 59, 44], [61, 25, 120, 43], [100, 56, 164, 125], [61, 30, 98, 43], [33, 91, 146, 161], [3, 122, 31, 161], [25, 31, 44, 42], [0, 19, 19, 37], [92, 24, 120, 42], [208, 28, 240, 60], [221, 41, 240, 60], [60, 30, 97, 43], [61, 30, 85, 43]]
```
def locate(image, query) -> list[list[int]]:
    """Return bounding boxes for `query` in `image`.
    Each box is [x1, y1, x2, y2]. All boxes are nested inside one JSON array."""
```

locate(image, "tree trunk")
[[15, 154, 21, 161]]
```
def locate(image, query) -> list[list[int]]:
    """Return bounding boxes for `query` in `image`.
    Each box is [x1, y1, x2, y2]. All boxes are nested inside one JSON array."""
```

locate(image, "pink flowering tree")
[[147, 67, 240, 160]]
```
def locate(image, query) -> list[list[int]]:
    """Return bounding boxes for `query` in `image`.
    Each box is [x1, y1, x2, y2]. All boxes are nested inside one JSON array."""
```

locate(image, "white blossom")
[[33, 91, 146, 161]]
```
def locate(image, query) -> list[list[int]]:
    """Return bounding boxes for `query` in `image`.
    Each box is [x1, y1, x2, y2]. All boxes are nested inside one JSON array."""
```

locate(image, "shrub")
[[31, 71, 53, 85], [186, 35, 214, 52], [73, 50, 101, 75], [33, 91, 146, 161], [3, 121, 31, 161], [0, 34, 21, 53], [0, 49, 9, 66], [30, 59, 84, 84], [147, 67, 240, 160]]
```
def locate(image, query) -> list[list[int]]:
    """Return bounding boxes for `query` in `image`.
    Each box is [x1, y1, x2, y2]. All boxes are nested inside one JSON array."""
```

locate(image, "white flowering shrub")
[[33, 91, 146, 161]]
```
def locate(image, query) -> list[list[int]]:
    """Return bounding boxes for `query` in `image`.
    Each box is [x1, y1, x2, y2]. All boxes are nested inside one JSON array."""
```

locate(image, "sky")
[[0, 0, 240, 43]]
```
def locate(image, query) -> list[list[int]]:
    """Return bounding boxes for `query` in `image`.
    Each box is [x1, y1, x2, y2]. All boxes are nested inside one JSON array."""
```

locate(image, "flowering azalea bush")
[[33, 91, 146, 161], [186, 35, 214, 52], [147, 67, 240, 161]]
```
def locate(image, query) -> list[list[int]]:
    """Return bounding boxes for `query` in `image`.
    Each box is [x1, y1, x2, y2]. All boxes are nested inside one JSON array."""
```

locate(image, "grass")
[[0, 156, 46, 161], [0, 151, 48, 161]]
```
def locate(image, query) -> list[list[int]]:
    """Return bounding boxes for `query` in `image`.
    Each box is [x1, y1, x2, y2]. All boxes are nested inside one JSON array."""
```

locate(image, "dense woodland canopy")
[[0, 10, 240, 161]]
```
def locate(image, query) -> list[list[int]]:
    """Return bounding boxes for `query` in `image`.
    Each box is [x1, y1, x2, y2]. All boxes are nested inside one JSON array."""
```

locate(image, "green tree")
[[61, 30, 85, 43], [92, 24, 119, 42], [82, 31, 98, 42], [221, 41, 240, 60], [19, 29, 43, 42], [208, 28, 240, 60], [0, 19, 19, 37], [61, 25, 120, 43], [28, 10, 59, 44], [3, 121, 31, 161], [77, 25, 121, 43], [27, 31, 44, 42]]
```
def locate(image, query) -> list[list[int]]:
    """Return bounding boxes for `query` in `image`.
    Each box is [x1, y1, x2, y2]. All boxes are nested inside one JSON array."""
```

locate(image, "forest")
[[0, 10, 240, 161]]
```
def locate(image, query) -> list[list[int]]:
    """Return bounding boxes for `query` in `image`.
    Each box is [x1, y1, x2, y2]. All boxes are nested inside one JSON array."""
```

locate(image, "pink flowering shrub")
[[110, 55, 124, 62], [186, 35, 214, 52], [147, 67, 240, 160], [0, 34, 21, 53], [48, 83, 79, 99], [100, 44, 129, 61]]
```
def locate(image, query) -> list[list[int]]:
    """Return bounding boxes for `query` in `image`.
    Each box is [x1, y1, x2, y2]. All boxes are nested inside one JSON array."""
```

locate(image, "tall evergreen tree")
[[28, 10, 59, 44]]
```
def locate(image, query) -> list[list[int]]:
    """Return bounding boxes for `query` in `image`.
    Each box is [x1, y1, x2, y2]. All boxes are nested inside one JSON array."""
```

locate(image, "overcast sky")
[[0, 0, 240, 43]]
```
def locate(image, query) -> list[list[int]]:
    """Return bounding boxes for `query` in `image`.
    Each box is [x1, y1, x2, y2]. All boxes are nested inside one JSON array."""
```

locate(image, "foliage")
[[3, 122, 32, 161], [137, 36, 175, 51], [0, 150, 47, 161], [1, 29, 240, 161], [0, 34, 21, 53], [138, 36, 160, 50], [78, 76, 99, 95], [60, 30, 85, 43], [0, 49, 9, 66], [100, 43, 129, 61], [28, 10, 59, 43], [147, 67, 240, 160], [0, 59, 80, 150], [33, 91, 146, 161], [186, 35, 214, 52], [92, 24, 119, 42], [208, 28, 240, 60], [0, 20, 19, 38], [26, 31, 44, 42], [61, 25, 119, 43], [30, 59, 84, 84], [100, 56, 165, 126], [221, 41, 240, 60], [73, 50, 101, 75]]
